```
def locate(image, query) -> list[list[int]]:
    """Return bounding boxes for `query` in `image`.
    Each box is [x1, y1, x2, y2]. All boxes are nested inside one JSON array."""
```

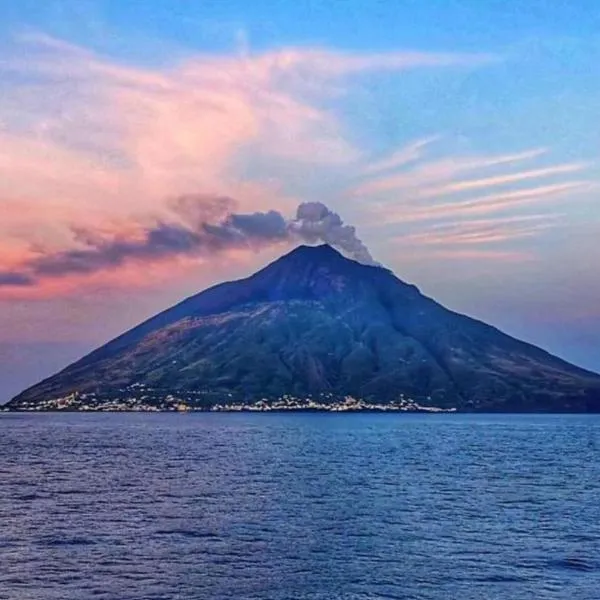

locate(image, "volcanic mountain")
[[8, 244, 600, 411]]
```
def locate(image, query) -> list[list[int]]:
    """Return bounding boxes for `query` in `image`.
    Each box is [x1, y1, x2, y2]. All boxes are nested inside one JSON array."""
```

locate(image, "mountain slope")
[[8, 244, 600, 412]]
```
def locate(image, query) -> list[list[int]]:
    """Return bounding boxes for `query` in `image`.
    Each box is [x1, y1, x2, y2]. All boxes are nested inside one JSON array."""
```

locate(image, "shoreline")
[[0, 406, 457, 414]]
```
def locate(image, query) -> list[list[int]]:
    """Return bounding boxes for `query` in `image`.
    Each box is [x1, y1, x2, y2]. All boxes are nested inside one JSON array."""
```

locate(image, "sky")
[[1, 0, 599, 401]]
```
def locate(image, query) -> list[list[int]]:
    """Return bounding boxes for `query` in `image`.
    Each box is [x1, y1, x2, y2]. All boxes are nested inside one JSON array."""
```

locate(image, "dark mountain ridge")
[[8, 244, 600, 412]]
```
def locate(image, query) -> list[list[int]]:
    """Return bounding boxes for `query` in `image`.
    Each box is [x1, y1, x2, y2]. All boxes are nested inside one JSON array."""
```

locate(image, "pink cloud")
[[0, 35, 486, 295]]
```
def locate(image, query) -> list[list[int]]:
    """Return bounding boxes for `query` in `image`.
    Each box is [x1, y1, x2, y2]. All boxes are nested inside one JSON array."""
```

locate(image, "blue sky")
[[0, 0, 599, 400], [3, 1, 599, 52]]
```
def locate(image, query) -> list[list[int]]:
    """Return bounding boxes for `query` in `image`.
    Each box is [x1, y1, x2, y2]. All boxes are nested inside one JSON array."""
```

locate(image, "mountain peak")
[[280, 243, 351, 264], [254, 242, 393, 298], [289, 243, 342, 255], [273, 243, 383, 273]]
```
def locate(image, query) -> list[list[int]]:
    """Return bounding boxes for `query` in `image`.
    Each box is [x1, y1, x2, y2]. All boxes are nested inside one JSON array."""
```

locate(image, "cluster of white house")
[[6, 390, 456, 413]]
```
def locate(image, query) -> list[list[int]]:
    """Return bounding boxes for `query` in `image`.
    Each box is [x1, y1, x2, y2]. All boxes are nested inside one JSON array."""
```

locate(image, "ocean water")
[[1, 413, 599, 600]]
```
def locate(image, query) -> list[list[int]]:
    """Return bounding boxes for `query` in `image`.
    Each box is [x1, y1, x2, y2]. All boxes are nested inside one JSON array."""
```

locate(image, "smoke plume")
[[289, 202, 377, 266], [0, 196, 377, 287]]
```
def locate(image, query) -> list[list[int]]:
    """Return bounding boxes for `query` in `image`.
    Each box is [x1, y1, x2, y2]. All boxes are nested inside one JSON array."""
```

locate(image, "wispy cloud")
[[413, 248, 533, 262], [421, 163, 587, 197], [398, 215, 558, 246], [354, 147, 558, 196], [359, 136, 441, 176], [375, 181, 593, 223], [352, 137, 596, 261]]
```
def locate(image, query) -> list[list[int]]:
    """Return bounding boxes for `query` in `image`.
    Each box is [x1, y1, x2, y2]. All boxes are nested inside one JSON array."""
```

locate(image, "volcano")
[[8, 244, 600, 412]]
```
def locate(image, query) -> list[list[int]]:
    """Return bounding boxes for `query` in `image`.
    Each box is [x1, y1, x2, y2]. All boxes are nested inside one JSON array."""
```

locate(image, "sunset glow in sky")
[[1, 0, 599, 400]]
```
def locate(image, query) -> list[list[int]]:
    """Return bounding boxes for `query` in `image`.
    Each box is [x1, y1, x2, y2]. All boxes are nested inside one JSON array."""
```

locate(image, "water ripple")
[[1, 412, 600, 600]]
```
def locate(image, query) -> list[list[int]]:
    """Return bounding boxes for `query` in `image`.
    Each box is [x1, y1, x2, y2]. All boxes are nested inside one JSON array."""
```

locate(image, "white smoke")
[[288, 202, 378, 265]]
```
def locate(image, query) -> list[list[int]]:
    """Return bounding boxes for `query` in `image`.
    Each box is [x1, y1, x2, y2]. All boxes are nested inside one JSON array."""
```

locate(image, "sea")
[[1, 412, 599, 600]]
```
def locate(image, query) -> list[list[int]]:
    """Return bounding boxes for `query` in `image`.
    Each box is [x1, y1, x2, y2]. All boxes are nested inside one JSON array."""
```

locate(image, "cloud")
[[220, 210, 289, 240], [0, 272, 35, 287], [351, 137, 595, 261], [1, 34, 483, 292], [0, 35, 485, 262], [0, 197, 377, 287], [421, 163, 587, 197], [361, 136, 441, 176], [0, 34, 594, 293], [415, 249, 532, 262], [397, 215, 558, 246], [353, 147, 559, 196], [373, 181, 593, 224]]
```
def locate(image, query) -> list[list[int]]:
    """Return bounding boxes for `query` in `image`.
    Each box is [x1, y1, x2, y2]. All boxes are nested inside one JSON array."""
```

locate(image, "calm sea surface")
[[1, 413, 599, 600]]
